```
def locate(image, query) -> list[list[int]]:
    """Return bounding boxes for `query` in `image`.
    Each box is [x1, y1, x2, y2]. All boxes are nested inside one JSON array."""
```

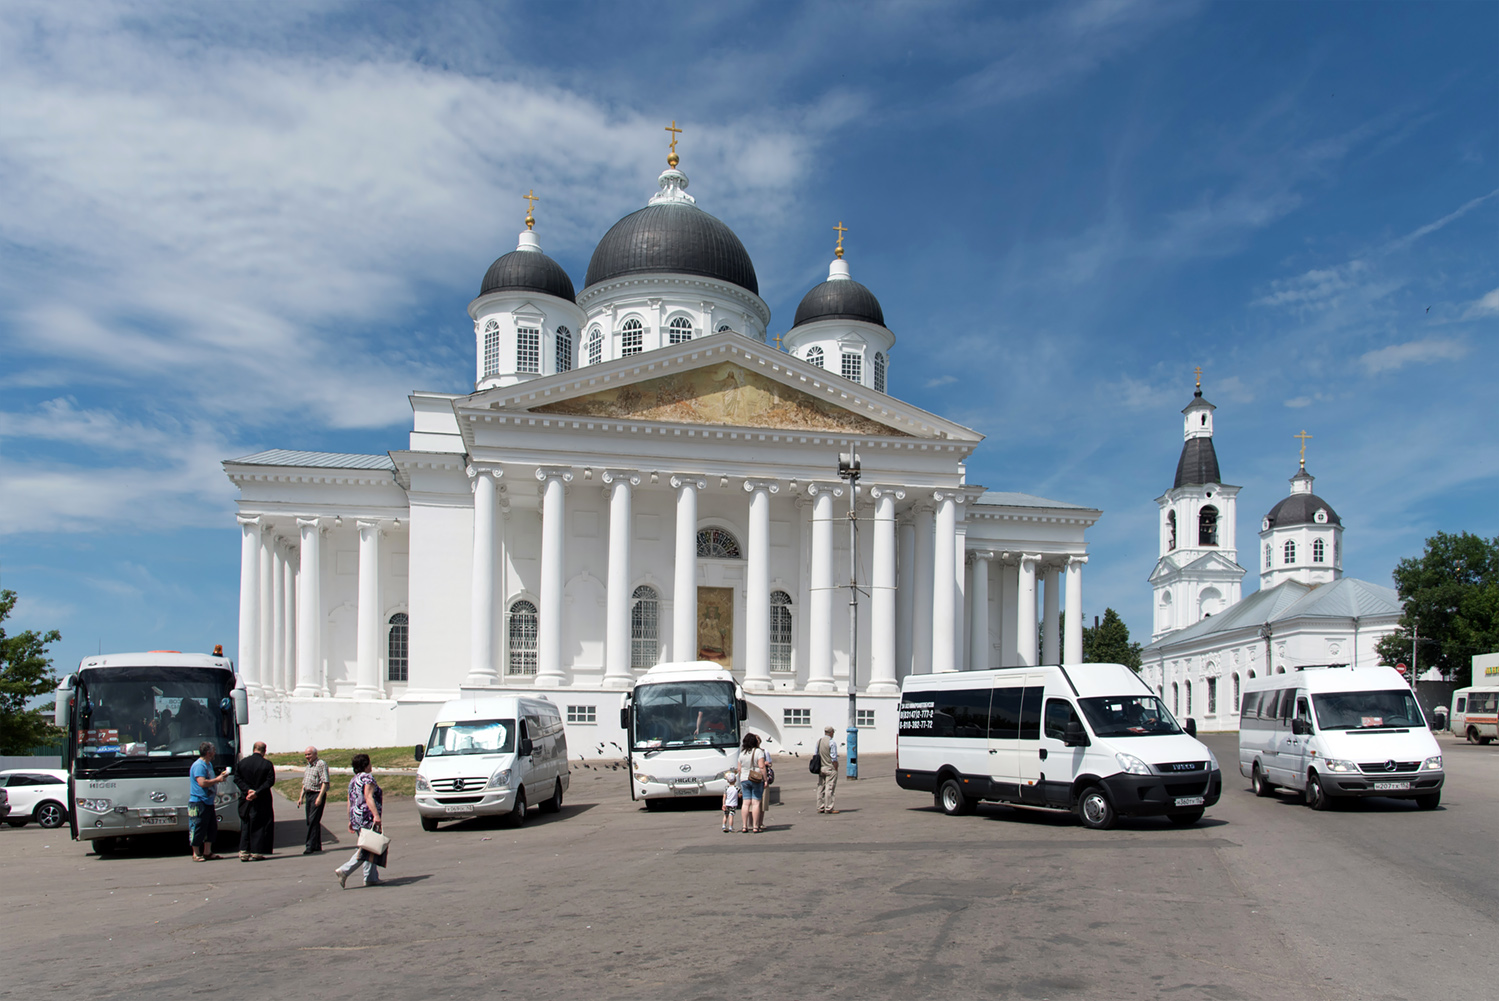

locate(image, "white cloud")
[[1283, 396, 1313, 409], [1464, 287, 1499, 318], [924, 375, 958, 388], [1358, 338, 1468, 376]]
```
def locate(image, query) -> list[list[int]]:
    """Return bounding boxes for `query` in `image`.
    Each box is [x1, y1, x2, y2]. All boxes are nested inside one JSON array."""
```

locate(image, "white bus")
[[621, 662, 747, 809], [55, 650, 249, 853], [1450, 687, 1497, 745]]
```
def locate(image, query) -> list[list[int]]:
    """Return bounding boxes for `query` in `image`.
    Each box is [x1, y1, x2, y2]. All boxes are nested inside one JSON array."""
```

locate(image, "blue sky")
[[2, 1, 1495, 673]]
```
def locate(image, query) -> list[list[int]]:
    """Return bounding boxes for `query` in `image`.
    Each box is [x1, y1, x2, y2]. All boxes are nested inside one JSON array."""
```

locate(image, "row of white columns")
[[963, 552, 1088, 670]]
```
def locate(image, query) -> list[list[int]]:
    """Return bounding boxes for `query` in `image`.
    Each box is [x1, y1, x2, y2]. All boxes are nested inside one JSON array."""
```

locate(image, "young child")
[[721, 768, 741, 832]]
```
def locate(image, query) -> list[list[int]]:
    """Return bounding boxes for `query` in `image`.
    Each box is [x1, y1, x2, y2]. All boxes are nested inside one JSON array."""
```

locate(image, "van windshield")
[[1078, 696, 1183, 738], [1312, 691, 1424, 730], [426, 719, 515, 756]]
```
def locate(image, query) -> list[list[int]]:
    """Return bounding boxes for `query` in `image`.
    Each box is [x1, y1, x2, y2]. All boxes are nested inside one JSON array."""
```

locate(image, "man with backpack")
[[814, 726, 839, 814]]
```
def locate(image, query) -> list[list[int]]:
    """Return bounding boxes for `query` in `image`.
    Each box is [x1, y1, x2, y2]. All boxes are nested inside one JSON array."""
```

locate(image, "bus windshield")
[[632, 681, 738, 750], [1078, 695, 1183, 737], [1313, 690, 1424, 730], [426, 719, 515, 756], [75, 667, 236, 759]]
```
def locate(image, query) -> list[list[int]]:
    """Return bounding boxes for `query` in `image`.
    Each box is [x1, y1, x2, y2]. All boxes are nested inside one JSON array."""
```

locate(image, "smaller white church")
[[1141, 379, 1401, 731]]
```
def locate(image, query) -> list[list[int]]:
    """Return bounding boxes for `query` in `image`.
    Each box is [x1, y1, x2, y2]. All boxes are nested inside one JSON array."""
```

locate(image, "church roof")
[[583, 203, 758, 295], [792, 277, 885, 328], [1265, 486, 1342, 528], [974, 491, 1096, 511], [480, 248, 576, 302], [227, 449, 395, 471], [1173, 436, 1221, 489], [1145, 577, 1399, 653]]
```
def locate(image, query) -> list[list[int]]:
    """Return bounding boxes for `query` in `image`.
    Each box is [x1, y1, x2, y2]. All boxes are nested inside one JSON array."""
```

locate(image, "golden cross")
[[665, 120, 683, 166], [773, 332, 783, 350], [522, 189, 539, 230], [834, 220, 848, 259], [1295, 429, 1313, 468], [1193, 365, 1202, 389]]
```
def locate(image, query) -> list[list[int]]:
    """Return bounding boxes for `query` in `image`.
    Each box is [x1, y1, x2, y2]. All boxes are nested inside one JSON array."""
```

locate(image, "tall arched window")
[[1284, 540, 1296, 564], [620, 317, 644, 356], [556, 326, 572, 373], [1185, 679, 1193, 715], [668, 316, 693, 344], [516, 326, 540, 373], [387, 612, 408, 682], [507, 600, 538, 676], [1198, 505, 1219, 546], [697, 528, 742, 559], [1264, 543, 1272, 569], [1172, 682, 1179, 715], [806, 346, 824, 369], [1207, 677, 1217, 714], [483, 320, 501, 376], [872, 351, 887, 393], [770, 591, 793, 672], [1232, 673, 1241, 711], [841, 351, 862, 383], [630, 585, 659, 668], [1312, 538, 1325, 563], [1167, 511, 1177, 550], [587, 327, 603, 366]]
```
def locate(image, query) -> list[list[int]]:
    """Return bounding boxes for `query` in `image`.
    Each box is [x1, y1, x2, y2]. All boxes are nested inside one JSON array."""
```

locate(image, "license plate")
[[1373, 781, 1410, 791], [140, 815, 177, 826], [1174, 796, 1205, 807], [671, 783, 702, 795], [444, 804, 475, 814]]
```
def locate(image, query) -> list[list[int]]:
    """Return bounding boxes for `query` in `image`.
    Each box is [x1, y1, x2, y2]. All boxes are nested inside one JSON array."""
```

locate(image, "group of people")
[[185, 741, 385, 887], [719, 727, 841, 832]]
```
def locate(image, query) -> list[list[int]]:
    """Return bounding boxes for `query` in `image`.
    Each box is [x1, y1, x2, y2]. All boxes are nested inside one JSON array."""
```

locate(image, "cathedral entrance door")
[[697, 586, 734, 669]]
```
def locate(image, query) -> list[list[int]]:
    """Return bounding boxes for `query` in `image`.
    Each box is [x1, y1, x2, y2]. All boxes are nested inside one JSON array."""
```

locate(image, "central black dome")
[[584, 204, 758, 295], [792, 278, 886, 328], [480, 249, 576, 302], [1265, 492, 1341, 528]]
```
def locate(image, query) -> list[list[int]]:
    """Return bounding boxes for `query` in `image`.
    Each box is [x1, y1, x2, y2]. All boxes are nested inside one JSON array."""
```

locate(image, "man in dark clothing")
[[236, 741, 276, 861]]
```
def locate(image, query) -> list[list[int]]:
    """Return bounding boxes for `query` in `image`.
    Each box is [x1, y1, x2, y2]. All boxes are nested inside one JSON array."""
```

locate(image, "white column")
[[912, 504, 935, 674], [807, 482, 842, 691], [1017, 553, 1040, 667], [743, 480, 778, 692], [236, 515, 262, 694], [1000, 556, 1018, 667], [603, 470, 639, 688], [536, 467, 573, 687], [280, 544, 296, 696], [671, 475, 704, 662], [257, 527, 274, 694], [1042, 564, 1061, 666], [969, 552, 991, 672], [896, 517, 916, 679], [467, 467, 501, 686], [270, 541, 286, 697], [954, 508, 967, 672], [354, 519, 383, 699], [294, 518, 323, 697], [931, 492, 958, 673], [1064, 556, 1087, 664], [869, 487, 903, 693]]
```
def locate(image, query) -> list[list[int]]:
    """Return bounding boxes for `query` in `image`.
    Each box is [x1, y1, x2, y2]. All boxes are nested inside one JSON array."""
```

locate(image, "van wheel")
[[509, 789, 527, 827], [1305, 772, 1332, 811], [1078, 786, 1116, 830], [936, 778, 973, 816], [1415, 792, 1440, 810], [542, 780, 563, 814], [420, 816, 439, 832], [1467, 727, 1480, 744], [1167, 810, 1204, 826], [1252, 763, 1275, 797]]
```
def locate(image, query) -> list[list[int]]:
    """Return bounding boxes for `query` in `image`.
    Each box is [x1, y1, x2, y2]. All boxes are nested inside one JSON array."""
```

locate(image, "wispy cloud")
[[1359, 338, 1469, 376], [1464, 287, 1499, 318]]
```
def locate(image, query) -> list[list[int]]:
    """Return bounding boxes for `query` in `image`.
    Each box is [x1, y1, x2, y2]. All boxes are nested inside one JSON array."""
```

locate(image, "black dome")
[[1174, 437, 1222, 489], [480, 249, 576, 302], [1266, 492, 1341, 528], [792, 278, 886, 328], [584, 204, 758, 295]]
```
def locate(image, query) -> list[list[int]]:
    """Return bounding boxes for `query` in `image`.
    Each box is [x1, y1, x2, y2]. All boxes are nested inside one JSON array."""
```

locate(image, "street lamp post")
[[837, 451, 865, 780]]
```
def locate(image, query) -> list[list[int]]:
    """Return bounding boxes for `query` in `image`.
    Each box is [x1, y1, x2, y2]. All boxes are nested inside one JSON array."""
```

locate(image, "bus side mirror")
[[1184, 718, 1197, 737], [620, 706, 631, 730], [737, 698, 747, 722], [55, 684, 74, 731], [413, 745, 424, 763], [1063, 720, 1089, 747], [231, 689, 249, 726]]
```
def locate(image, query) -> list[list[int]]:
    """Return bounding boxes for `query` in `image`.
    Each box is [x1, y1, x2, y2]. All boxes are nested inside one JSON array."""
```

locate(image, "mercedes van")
[[414, 696, 569, 831], [896, 663, 1222, 830], [1238, 665, 1443, 810]]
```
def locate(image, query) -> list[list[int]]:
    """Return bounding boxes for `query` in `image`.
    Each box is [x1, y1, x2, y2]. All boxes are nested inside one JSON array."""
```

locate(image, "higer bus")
[[620, 661, 747, 809]]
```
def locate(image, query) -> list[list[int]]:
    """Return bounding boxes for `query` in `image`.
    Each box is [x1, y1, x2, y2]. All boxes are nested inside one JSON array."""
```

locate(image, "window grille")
[[697, 528, 742, 559], [1284, 540, 1296, 564], [873, 351, 886, 393], [841, 352, 862, 383], [1313, 538, 1325, 563], [588, 328, 603, 366], [387, 612, 408, 682], [770, 590, 793, 672], [1172, 682, 1179, 715], [856, 709, 875, 728], [516, 327, 540, 373], [566, 705, 596, 724], [507, 600, 538, 675], [1185, 680, 1193, 715], [784, 708, 812, 727], [556, 326, 572, 373], [483, 320, 501, 376], [806, 346, 824, 368], [620, 318, 644, 356], [1264, 543, 1272, 569], [668, 316, 693, 344], [630, 585, 659, 669], [717, 323, 733, 333], [1232, 673, 1241, 711], [1207, 677, 1217, 714]]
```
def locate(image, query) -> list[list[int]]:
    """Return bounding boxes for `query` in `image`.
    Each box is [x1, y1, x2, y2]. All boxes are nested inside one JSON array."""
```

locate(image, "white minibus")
[[414, 696, 569, 830], [1450, 687, 1497, 745], [896, 663, 1222, 830], [1239, 665, 1443, 810]]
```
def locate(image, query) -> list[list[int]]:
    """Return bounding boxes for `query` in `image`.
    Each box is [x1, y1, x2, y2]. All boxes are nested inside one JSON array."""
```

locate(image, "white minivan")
[[1238, 666, 1444, 810], [897, 663, 1222, 830], [414, 696, 570, 831]]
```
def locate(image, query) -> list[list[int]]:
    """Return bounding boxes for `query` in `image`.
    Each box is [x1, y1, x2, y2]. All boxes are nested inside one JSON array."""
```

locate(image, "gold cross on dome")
[[1194, 365, 1202, 389], [773, 332, 784, 350], [1295, 429, 1313, 468], [834, 220, 848, 259], [665, 120, 683, 166], [523, 189, 539, 230]]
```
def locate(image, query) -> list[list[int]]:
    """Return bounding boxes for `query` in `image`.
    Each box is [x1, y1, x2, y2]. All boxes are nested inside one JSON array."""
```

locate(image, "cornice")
[[576, 273, 772, 325]]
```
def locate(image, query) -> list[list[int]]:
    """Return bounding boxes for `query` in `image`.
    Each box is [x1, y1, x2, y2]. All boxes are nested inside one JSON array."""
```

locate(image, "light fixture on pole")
[[837, 451, 865, 779]]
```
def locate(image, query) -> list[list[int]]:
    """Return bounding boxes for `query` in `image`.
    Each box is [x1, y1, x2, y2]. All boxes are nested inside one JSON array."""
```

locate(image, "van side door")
[[1282, 695, 1313, 788], [1037, 698, 1086, 808], [1012, 676, 1048, 805], [986, 682, 1025, 802]]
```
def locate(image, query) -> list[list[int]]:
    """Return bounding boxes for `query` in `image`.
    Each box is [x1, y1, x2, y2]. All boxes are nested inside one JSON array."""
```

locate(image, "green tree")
[[0, 589, 62, 754], [1082, 608, 1143, 671], [1375, 532, 1499, 687]]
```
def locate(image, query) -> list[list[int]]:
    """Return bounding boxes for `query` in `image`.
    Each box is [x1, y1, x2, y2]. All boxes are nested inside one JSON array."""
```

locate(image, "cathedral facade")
[[225, 144, 1101, 753]]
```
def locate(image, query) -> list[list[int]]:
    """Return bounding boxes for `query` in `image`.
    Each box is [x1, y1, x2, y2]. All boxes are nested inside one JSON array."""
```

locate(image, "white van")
[[413, 696, 569, 831], [897, 664, 1222, 830], [1450, 687, 1497, 744], [1238, 666, 1444, 810]]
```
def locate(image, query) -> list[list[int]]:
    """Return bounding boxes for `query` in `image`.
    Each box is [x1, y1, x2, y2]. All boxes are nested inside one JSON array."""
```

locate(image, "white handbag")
[[357, 827, 390, 854]]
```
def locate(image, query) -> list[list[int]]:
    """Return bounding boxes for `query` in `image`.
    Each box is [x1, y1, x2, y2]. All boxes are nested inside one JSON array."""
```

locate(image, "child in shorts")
[[721, 769, 741, 832]]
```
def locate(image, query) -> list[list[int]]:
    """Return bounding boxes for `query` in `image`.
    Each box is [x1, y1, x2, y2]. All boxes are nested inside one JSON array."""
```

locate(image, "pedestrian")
[[236, 740, 276, 861], [736, 733, 768, 834], [816, 726, 839, 814], [296, 745, 330, 854], [334, 753, 383, 888], [188, 741, 231, 862], [720, 768, 741, 832]]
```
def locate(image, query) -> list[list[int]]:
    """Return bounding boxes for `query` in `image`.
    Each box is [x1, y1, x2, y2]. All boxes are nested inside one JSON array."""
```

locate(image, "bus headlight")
[[1423, 755, 1442, 771], [416, 775, 431, 792], [1321, 758, 1358, 773], [1114, 753, 1151, 776], [487, 769, 511, 790], [634, 773, 655, 785], [75, 797, 112, 812]]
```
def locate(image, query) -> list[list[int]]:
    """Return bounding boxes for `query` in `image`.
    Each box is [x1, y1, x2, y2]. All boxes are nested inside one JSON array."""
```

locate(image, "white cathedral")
[[225, 139, 1101, 753], [1140, 379, 1402, 731]]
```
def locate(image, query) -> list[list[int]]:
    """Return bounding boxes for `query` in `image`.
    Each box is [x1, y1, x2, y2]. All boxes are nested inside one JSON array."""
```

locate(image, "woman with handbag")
[[736, 733, 768, 834], [334, 753, 384, 888]]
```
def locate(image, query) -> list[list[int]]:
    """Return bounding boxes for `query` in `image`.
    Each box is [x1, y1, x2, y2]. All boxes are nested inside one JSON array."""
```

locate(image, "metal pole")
[[1411, 616, 1418, 683], [839, 452, 861, 780]]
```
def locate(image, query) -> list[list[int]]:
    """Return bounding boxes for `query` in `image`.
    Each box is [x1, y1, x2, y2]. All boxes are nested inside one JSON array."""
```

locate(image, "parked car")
[[0, 769, 71, 829]]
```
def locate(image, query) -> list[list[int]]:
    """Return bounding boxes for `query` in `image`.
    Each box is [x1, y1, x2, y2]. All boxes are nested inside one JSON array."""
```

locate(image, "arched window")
[[806, 346, 824, 369], [873, 351, 887, 393], [620, 317, 644, 356], [630, 586, 659, 669], [717, 323, 733, 333], [1198, 505, 1219, 546], [1264, 543, 1272, 569], [1185, 679, 1193, 715], [556, 326, 572, 373], [770, 591, 793, 672], [668, 316, 693, 344], [1313, 538, 1325, 563], [507, 600, 538, 676], [697, 528, 742, 559], [1207, 677, 1217, 714], [516, 326, 540, 373], [1167, 511, 1177, 551], [1284, 540, 1296, 564], [1232, 673, 1241, 711], [587, 327, 603, 366], [841, 351, 862, 383], [387, 612, 409, 682], [483, 320, 501, 376], [1171, 682, 1179, 715]]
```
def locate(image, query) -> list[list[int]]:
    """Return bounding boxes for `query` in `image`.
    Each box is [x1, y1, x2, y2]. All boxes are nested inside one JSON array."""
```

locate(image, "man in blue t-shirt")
[[188, 742, 231, 861]]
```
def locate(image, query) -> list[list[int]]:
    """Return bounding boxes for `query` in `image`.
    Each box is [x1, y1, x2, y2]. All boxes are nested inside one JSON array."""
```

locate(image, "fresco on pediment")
[[531, 362, 909, 436]]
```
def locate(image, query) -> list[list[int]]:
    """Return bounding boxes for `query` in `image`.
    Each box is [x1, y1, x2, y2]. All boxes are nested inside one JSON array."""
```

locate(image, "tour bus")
[[55, 649, 249, 853], [414, 696, 569, 830], [621, 661, 747, 809], [896, 663, 1222, 830], [1239, 665, 1444, 810], [1449, 687, 1497, 745]]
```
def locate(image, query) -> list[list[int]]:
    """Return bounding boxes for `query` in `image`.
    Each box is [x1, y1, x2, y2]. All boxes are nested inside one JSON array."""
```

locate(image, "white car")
[[1, 769, 70, 829]]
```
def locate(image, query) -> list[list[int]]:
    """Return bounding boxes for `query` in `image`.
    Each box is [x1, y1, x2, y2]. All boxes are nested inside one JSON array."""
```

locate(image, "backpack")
[[808, 752, 822, 774]]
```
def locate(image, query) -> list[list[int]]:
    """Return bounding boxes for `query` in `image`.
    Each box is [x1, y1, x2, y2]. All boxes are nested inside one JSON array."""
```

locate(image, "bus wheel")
[[94, 837, 118, 856], [644, 798, 662, 812], [1252, 763, 1275, 797], [936, 778, 971, 816], [1468, 727, 1480, 744], [1078, 786, 1116, 830], [1305, 772, 1332, 811], [420, 816, 439, 832]]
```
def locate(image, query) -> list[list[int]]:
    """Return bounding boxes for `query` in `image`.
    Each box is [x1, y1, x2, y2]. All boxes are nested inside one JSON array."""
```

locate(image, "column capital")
[[356, 519, 383, 536], [968, 549, 996, 564], [1019, 553, 1043, 569], [295, 517, 322, 532], [466, 463, 504, 481], [237, 514, 263, 529], [931, 489, 968, 504], [742, 479, 780, 495], [868, 486, 906, 501], [601, 469, 642, 486], [1066, 554, 1090, 567], [669, 473, 707, 490], [804, 481, 844, 498], [535, 466, 574, 484]]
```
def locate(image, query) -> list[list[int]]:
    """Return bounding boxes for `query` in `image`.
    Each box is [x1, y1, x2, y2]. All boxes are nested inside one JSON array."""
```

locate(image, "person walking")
[[295, 745, 330, 854], [188, 741, 231, 862], [236, 741, 276, 861], [816, 727, 840, 814], [720, 768, 741, 832], [334, 753, 383, 888], [736, 733, 768, 834]]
